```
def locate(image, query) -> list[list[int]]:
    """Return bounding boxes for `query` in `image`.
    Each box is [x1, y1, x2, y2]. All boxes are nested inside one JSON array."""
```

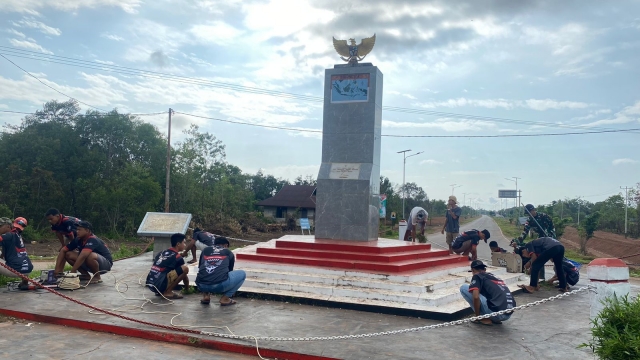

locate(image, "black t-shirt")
[[51, 215, 81, 239], [193, 231, 215, 246], [451, 230, 482, 250], [0, 230, 33, 274], [526, 237, 562, 255], [562, 259, 580, 285], [146, 248, 185, 293], [65, 235, 113, 264], [196, 246, 235, 285], [468, 272, 516, 312]]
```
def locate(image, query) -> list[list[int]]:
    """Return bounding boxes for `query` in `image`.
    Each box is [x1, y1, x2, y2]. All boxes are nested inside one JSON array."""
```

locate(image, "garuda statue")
[[332, 34, 376, 66]]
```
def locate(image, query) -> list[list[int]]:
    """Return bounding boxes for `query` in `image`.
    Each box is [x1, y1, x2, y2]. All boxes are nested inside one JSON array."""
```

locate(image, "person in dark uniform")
[[451, 229, 490, 261], [55, 221, 113, 284], [459, 260, 516, 325], [546, 258, 580, 290], [182, 228, 215, 264], [0, 217, 34, 290], [196, 237, 245, 306], [512, 204, 556, 247], [146, 233, 190, 299], [45, 208, 81, 247], [518, 237, 566, 293]]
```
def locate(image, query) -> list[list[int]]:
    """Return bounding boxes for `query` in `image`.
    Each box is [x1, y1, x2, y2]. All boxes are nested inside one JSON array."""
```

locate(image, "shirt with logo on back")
[[525, 237, 562, 255], [196, 246, 235, 285], [146, 248, 185, 293], [0, 230, 34, 273], [468, 272, 516, 312], [444, 206, 462, 233], [65, 235, 113, 264], [51, 215, 81, 239], [451, 230, 482, 250], [562, 259, 580, 285], [193, 231, 215, 247]]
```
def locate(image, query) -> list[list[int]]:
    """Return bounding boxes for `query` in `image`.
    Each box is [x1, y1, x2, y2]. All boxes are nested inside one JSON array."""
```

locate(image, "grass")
[[631, 268, 640, 278], [493, 217, 522, 240], [563, 248, 596, 265], [111, 244, 142, 261]]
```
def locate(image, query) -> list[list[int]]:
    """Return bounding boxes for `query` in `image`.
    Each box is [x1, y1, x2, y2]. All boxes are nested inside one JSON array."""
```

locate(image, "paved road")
[[428, 215, 513, 261]]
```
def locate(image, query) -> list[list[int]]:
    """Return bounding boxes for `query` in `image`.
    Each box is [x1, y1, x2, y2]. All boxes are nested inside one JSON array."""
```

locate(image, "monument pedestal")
[[136, 212, 192, 262]]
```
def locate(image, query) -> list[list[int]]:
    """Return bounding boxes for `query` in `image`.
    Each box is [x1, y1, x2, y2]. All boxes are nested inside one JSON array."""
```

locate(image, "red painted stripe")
[[589, 279, 629, 284], [0, 308, 338, 360]]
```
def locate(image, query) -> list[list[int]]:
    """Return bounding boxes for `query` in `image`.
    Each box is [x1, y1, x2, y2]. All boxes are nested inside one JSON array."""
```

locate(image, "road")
[[428, 215, 513, 261]]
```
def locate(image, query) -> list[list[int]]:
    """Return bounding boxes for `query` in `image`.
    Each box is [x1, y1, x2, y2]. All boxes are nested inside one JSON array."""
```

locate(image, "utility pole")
[[577, 196, 581, 226], [164, 108, 173, 213], [505, 176, 520, 212], [462, 192, 468, 216], [450, 184, 462, 195], [621, 186, 631, 236], [397, 149, 422, 219]]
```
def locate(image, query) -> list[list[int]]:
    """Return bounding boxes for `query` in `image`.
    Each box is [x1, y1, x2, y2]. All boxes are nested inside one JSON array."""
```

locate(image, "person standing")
[[459, 260, 516, 325], [403, 206, 428, 242], [441, 195, 462, 254], [0, 217, 34, 290], [512, 204, 556, 247], [518, 237, 566, 293], [196, 237, 246, 306]]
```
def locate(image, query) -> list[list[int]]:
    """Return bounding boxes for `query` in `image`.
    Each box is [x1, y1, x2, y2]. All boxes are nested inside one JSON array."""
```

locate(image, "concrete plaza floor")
[[1, 248, 638, 359]]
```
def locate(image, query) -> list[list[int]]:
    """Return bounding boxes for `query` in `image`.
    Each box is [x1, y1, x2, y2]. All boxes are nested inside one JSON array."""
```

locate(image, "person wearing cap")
[[55, 221, 113, 284], [518, 237, 566, 293], [182, 227, 215, 264], [146, 233, 190, 299], [404, 206, 428, 242], [451, 229, 490, 260], [489, 241, 507, 253], [45, 208, 81, 247], [512, 204, 555, 247], [460, 260, 516, 325], [441, 196, 462, 254], [196, 237, 245, 306], [0, 217, 34, 290]]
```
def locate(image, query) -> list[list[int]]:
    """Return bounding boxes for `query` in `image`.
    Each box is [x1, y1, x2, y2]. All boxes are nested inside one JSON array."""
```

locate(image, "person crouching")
[[0, 217, 34, 290], [196, 237, 246, 306], [55, 221, 113, 284], [459, 260, 516, 326], [146, 233, 190, 299]]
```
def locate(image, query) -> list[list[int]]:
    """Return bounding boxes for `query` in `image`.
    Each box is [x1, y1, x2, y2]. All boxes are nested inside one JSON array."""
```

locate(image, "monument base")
[[207, 236, 529, 317], [152, 236, 171, 260]]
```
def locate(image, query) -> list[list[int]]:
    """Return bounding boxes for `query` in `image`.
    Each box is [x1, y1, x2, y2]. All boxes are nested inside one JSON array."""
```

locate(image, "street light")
[[621, 186, 631, 236], [397, 149, 423, 219], [504, 177, 520, 214], [450, 184, 462, 195]]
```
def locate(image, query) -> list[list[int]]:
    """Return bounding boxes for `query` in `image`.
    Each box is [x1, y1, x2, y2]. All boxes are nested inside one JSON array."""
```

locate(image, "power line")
[[0, 46, 632, 133], [0, 54, 105, 112], [0, 110, 165, 116], [174, 111, 640, 138]]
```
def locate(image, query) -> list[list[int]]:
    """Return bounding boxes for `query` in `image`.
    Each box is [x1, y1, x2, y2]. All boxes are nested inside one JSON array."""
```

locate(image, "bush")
[[580, 294, 640, 359]]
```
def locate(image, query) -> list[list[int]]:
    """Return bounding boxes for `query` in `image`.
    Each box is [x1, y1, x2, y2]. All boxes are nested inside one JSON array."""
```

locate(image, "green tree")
[[579, 212, 601, 255]]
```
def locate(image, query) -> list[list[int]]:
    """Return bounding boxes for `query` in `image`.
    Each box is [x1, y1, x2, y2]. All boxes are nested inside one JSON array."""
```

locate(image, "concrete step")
[[256, 246, 452, 263]]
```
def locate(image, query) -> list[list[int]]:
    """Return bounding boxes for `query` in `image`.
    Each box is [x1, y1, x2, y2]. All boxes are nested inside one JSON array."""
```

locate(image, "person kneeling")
[[146, 233, 190, 299], [55, 221, 112, 284], [196, 237, 246, 306], [0, 217, 34, 290], [546, 258, 580, 290], [459, 260, 516, 326]]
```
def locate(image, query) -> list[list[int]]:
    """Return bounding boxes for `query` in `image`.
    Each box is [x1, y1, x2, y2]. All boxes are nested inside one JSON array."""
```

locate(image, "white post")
[[587, 258, 630, 321]]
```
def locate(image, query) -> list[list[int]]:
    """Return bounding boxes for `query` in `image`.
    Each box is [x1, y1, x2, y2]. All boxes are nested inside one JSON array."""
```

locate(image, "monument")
[[315, 34, 382, 241], [136, 212, 192, 260]]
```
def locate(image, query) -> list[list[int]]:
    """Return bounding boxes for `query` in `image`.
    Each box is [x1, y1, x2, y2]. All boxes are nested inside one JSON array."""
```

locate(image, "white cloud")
[[0, 0, 142, 14], [572, 109, 612, 121], [451, 171, 496, 175], [420, 159, 442, 165], [190, 21, 243, 45], [584, 101, 640, 127], [415, 97, 590, 111], [101, 33, 124, 41], [9, 38, 52, 54], [6, 28, 26, 38], [612, 158, 638, 165], [257, 164, 320, 181], [382, 118, 496, 132], [95, 59, 115, 65], [12, 17, 61, 36]]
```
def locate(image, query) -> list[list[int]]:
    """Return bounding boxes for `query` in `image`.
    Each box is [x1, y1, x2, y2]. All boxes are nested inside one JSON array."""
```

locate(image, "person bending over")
[[546, 258, 580, 290], [451, 229, 490, 261], [0, 217, 34, 290], [182, 227, 215, 264], [489, 241, 507, 253], [196, 237, 245, 306], [45, 208, 81, 247], [518, 237, 566, 293], [459, 260, 516, 326], [55, 221, 112, 284], [146, 233, 190, 299]]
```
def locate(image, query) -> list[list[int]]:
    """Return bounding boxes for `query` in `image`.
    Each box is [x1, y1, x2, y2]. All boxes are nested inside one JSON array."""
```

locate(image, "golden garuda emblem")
[[332, 34, 376, 65]]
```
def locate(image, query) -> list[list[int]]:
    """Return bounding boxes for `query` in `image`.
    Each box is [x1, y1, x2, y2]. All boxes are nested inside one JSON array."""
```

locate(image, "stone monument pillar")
[[315, 64, 383, 241]]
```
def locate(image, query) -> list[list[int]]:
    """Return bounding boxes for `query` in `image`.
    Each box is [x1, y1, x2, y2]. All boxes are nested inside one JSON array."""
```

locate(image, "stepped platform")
[[187, 236, 529, 317]]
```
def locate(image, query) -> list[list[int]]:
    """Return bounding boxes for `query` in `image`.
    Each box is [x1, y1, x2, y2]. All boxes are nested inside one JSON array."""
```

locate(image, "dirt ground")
[[561, 226, 640, 265], [24, 238, 151, 259]]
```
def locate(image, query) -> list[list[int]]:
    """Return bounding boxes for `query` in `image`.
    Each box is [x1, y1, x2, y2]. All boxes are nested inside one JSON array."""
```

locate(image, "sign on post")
[[300, 218, 311, 235], [498, 190, 518, 198], [137, 212, 192, 259], [379, 194, 387, 218]]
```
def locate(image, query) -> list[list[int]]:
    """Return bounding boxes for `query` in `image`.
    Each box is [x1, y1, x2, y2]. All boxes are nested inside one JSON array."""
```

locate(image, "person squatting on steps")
[[451, 229, 490, 261], [196, 236, 246, 306], [459, 260, 516, 326], [0, 217, 34, 290], [146, 233, 190, 299]]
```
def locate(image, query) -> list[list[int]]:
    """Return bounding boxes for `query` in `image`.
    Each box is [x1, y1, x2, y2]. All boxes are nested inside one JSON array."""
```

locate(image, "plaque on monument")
[[137, 212, 192, 259], [329, 163, 361, 179], [331, 74, 369, 103]]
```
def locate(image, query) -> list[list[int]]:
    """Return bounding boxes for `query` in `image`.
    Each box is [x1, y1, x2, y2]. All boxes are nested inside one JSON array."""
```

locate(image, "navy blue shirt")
[[445, 207, 462, 233], [468, 272, 516, 312], [146, 248, 185, 293], [525, 237, 562, 255], [451, 230, 483, 250], [65, 235, 113, 264], [193, 231, 215, 247], [0, 230, 33, 274], [196, 246, 235, 285], [51, 215, 81, 239]]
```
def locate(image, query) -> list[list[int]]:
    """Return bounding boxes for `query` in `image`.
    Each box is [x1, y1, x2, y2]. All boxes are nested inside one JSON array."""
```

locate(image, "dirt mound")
[[561, 226, 640, 264]]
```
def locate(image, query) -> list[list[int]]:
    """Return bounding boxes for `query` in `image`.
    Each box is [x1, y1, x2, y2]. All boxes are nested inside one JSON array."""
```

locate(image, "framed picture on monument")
[[330, 73, 370, 103]]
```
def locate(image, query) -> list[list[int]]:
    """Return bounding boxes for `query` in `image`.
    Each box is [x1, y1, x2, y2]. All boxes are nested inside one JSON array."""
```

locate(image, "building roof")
[[257, 185, 316, 209]]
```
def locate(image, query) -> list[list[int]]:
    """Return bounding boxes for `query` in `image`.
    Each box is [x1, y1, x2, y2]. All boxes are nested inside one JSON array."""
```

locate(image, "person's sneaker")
[[18, 283, 33, 291]]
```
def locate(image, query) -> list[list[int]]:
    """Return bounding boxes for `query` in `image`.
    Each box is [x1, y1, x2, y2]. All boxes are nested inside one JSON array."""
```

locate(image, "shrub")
[[580, 294, 640, 359]]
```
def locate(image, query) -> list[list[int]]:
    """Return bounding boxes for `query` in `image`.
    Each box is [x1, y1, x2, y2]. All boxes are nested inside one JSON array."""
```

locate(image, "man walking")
[[403, 206, 428, 242], [518, 237, 566, 293], [513, 204, 555, 246], [441, 195, 462, 254], [460, 260, 516, 325]]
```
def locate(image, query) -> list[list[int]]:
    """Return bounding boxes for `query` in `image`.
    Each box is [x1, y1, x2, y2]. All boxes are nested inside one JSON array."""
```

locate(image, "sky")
[[0, 0, 639, 210]]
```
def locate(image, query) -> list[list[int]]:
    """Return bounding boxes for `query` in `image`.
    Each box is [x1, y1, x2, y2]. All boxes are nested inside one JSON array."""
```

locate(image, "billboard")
[[379, 194, 387, 218], [498, 190, 518, 198]]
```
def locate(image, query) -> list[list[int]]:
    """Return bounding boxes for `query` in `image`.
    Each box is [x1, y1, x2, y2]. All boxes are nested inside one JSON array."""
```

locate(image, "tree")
[[579, 212, 601, 255], [294, 175, 317, 186]]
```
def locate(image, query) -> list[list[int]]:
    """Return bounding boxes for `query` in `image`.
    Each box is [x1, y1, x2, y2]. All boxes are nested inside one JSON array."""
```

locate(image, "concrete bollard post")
[[398, 220, 407, 241], [587, 258, 630, 321]]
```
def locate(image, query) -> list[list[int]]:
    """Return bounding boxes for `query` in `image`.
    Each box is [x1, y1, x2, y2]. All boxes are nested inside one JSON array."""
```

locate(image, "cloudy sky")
[[1, 0, 639, 210]]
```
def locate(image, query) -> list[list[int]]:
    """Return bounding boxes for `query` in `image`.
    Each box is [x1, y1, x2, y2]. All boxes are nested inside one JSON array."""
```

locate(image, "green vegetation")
[[563, 248, 596, 264], [580, 294, 640, 359], [493, 217, 522, 239], [111, 244, 143, 261], [630, 268, 640, 278]]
